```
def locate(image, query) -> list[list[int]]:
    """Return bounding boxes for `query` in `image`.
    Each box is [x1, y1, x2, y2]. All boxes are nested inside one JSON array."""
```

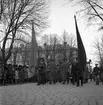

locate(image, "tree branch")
[[86, 1, 103, 21]]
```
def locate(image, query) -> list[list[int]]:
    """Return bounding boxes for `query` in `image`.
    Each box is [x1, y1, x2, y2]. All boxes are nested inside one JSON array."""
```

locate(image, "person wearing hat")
[[93, 64, 100, 85], [71, 57, 83, 86]]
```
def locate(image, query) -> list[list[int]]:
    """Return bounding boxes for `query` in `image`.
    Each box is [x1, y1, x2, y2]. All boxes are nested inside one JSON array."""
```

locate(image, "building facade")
[[8, 43, 78, 65]]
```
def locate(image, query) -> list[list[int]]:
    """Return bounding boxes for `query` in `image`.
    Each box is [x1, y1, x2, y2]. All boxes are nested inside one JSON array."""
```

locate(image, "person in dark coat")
[[99, 65, 103, 84], [71, 58, 83, 86], [61, 59, 70, 84], [19, 65, 25, 84], [48, 59, 56, 84], [37, 58, 47, 85], [56, 64, 62, 83], [93, 64, 100, 76], [75, 58, 84, 86], [93, 64, 100, 85], [8, 64, 14, 84]]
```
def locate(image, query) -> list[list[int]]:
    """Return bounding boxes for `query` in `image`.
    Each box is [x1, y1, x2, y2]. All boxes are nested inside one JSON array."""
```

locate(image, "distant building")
[[7, 43, 78, 65]]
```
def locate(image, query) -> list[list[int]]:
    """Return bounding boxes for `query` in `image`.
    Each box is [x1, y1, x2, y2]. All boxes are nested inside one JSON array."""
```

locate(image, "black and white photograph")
[[0, 0, 103, 105]]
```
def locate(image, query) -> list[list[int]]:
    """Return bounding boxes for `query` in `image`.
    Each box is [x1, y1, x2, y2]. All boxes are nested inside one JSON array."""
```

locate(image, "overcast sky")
[[42, 0, 101, 67]]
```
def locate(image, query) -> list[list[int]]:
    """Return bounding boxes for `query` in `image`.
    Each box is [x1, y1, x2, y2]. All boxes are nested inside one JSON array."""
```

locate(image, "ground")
[[0, 81, 103, 105]]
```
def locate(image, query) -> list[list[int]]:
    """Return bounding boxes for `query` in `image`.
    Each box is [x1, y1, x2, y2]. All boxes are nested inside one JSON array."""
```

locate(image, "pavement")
[[0, 81, 103, 105]]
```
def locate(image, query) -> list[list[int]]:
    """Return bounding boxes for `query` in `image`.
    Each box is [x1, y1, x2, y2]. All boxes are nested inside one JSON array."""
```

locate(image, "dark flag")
[[29, 21, 38, 77], [74, 15, 87, 72]]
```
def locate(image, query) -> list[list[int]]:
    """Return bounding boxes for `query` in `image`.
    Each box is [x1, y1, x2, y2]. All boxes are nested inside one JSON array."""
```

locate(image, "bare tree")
[[0, 0, 49, 68], [62, 30, 67, 43], [41, 34, 50, 45], [41, 34, 51, 64], [8, 34, 30, 65], [61, 30, 76, 47], [93, 35, 103, 65], [49, 34, 60, 61], [68, 0, 103, 29], [61, 30, 76, 63], [40, 32, 77, 64], [20, 44, 29, 66], [15, 35, 30, 65], [41, 34, 60, 63]]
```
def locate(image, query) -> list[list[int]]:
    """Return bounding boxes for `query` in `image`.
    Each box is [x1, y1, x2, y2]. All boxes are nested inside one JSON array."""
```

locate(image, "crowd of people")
[[36, 58, 70, 85], [35, 57, 102, 86], [0, 57, 103, 86], [0, 64, 34, 85], [36, 58, 103, 86]]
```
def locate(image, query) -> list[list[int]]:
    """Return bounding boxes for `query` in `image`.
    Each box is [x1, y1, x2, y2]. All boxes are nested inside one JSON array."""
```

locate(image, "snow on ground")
[[0, 81, 103, 105]]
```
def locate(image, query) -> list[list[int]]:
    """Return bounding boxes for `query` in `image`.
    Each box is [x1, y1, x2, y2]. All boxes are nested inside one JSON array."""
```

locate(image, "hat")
[[50, 59, 54, 61], [39, 58, 44, 62], [75, 57, 79, 60], [63, 58, 67, 61]]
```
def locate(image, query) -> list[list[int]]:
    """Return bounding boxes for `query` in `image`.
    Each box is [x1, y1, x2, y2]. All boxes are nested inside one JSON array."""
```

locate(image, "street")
[[1, 81, 103, 105]]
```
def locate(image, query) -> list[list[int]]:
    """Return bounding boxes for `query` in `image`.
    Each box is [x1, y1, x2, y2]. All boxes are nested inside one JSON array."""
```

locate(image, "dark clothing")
[[71, 63, 76, 75], [98, 66, 103, 83], [93, 66, 100, 76], [83, 66, 89, 81], [76, 62, 83, 86], [49, 62, 56, 84], [56, 68, 62, 82], [71, 62, 83, 86], [61, 62, 70, 84], [100, 66, 103, 74], [37, 63, 46, 85], [93, 66, 100, 85], [19, 69, 25, 83], [71, 63, 76, 84], [76, 70, 83, 86]]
